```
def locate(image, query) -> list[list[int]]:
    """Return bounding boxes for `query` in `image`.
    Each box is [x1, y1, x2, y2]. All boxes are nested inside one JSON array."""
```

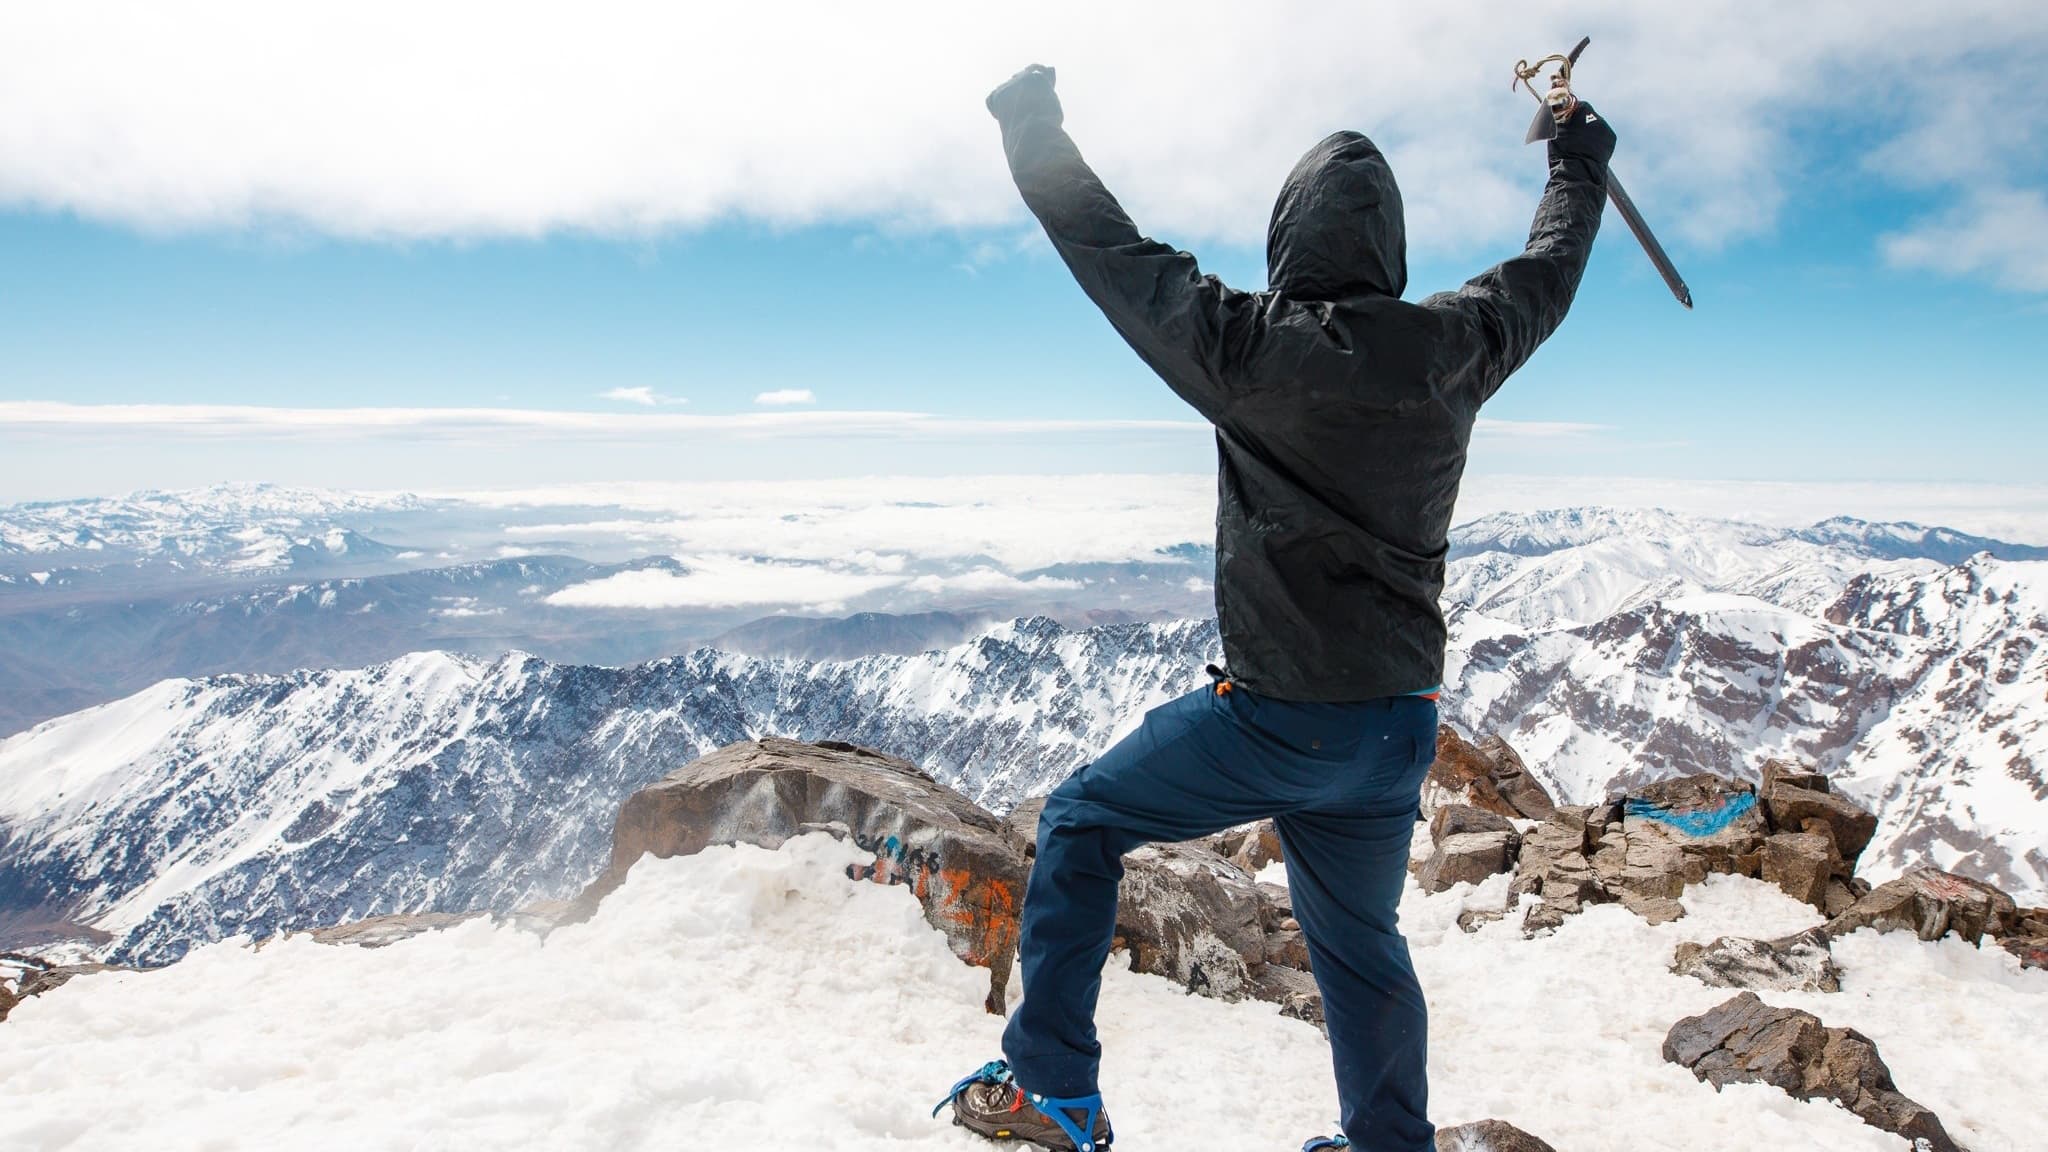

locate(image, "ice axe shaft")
[[1606, 173, 1692, 309], [1514, 37, 1693, 310]]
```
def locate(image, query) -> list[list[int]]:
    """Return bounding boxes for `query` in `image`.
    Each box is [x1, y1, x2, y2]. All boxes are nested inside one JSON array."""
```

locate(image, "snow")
[[2, 834, 2040, 1151]]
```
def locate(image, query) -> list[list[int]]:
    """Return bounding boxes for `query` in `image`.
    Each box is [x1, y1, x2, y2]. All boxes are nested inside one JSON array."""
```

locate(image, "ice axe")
[[1514, 37, 1693, 309]]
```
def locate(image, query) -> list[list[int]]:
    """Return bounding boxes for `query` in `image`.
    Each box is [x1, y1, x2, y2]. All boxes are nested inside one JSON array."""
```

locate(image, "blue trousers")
[[1001, 682, 1438, 1151]]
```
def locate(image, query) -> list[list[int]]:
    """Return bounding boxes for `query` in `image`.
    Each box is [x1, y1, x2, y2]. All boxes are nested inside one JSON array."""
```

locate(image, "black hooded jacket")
[[991, 70, 1609, 702]]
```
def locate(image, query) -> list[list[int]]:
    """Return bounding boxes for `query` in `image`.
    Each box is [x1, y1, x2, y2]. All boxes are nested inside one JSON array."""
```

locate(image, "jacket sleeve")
[[993, 90, 1262, 425], [1425, 149, 1608, 403]]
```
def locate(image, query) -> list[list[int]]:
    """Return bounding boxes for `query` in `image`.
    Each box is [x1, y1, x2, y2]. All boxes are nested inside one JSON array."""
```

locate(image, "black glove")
[[986, 64, 1061, 126], [1549, 100, 1616, 167]]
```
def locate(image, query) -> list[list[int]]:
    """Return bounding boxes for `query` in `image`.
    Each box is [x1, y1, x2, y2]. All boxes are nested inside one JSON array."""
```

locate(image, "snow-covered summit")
[[0, 834, 2040, 1151]]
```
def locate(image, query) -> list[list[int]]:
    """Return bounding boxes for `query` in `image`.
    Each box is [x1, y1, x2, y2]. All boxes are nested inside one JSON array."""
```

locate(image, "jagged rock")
[[1822, 876, 1862, 918], [1256, 882, 1294, 928], [1672, 928, 1842, 993], [1220, 820, 1285, 872], [1264, 927, 1311, 971], [1614, 890, 1687, 925], [0, 959, 119, 1022], [1117, 841, 1269, 1001], [1430, 804, 1518, 844], [1004, 795, 1048, 856], [1622, 775, 1768, 880], [1551, 800, 1621, 842], [1253, 963, 1324, 1027], [309, 911, 485, 949], [1762, 779, 1879, 864], [2003, 907, 2048, 968], [1423, 728, 1557, 822], [1434, 1119, 1559, 1151], [577, 737, 1029, 1013], [1511, 823, 1593, 897], [2005, 936, 2048, 970], [1663, 993, 1961, 1152], [1761, 831, 1836, 911], [1417, 831, 1521, 895], [1760, 758, 1831, 796], [1826, 866, 2019, 946]]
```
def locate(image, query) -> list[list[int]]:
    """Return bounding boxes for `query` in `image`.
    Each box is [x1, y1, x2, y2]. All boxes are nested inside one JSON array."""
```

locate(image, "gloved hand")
[[1549, 100, 1616, 166], [986, 64, 1061, 126]]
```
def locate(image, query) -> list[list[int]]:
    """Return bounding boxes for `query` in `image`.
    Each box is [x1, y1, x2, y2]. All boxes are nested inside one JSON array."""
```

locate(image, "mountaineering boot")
[[935, 1060, 1113, 1151], [1300, 1135, 1350, 1151]]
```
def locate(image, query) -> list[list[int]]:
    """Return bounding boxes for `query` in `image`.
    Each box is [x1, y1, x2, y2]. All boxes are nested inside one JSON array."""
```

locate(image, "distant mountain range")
[[2, 501, 2044, 969]]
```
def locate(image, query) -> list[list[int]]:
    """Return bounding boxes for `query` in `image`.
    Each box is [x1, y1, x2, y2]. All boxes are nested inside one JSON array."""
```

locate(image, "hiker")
[[938, 65, 1614, 1152]]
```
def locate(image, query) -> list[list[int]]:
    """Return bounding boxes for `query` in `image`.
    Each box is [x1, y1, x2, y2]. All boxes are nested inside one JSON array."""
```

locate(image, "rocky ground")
[[5, 731, 2043, 1150]]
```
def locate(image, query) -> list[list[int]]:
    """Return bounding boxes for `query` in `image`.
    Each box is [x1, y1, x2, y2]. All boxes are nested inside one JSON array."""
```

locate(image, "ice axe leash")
[[1514, 37, 1694, 310]]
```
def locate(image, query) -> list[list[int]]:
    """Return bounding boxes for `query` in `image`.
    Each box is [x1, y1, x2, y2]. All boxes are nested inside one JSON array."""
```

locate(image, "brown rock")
[[309, 911, 485, 949], [1663, 992, 1961, 1152], [1004, 795, 1048, 856], [1621, 775, 1768, 880], [1821, 876, 1861, 918], [1763, 782, 1878, 865], [1227, 820, 1286, 872], [1615, 891, 1687, 925], [1552, 800, 1621, 841], [1264, 927, 1311, 971], [576, 738, 1029, 1013], [1433, 1119, 1559, 1151], [1826, 866, 2019, 946], [1430, 803, 1518, 845], [1424, 728, 1557, 821], [2003, 936, 2048, 970], [1761, 832, 1836, 911], [1761, 758, 1831, 796], [1417, 830, 1521, 895], [1254, 962, 1324, 1027]]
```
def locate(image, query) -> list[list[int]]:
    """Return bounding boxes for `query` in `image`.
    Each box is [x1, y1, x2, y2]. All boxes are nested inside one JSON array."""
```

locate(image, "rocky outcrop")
[[1115, 841, 1269, 1001], [0, 953, 120, 1023], [577, 739, 1326, 1017], [576, 738, 1030, 1013], [1672, 928, 1842, 993], [1505, 763, 1886, 935], [1826, 866, 2018, 946], [1663, 992, 1962, 1152], [1418, 804, 1523, 895], [1434, 1119, 1559, 1151], [1423, 728, 1556, 822]]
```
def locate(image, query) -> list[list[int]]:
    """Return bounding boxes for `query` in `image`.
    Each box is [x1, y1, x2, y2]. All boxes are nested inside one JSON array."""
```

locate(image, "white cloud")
[[1, 2, 2043, 286], [600, 387, 686, 407], [1881, 187, 2048, 293], [904, 569, 1083, 596], [545, 556, 904, 611], [470, 475, 1217, 570], [0, 401, 1200, 441], [754, 389, 816, 407]]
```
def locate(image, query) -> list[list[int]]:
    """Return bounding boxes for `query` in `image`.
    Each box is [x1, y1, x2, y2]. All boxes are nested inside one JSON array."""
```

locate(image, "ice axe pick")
[[1514, 37, 1693, 309]]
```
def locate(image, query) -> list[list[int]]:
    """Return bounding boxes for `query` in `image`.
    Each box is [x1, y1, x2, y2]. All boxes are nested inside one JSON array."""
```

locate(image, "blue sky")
[[1, 4, 2044, 501]]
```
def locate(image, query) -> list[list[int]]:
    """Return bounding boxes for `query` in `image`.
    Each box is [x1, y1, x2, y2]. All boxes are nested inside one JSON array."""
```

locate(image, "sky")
[[1, 2, 2045, 505]]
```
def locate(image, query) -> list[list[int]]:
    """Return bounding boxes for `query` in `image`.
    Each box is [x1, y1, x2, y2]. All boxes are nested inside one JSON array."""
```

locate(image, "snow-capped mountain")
[[3, 506, 2045, 969], [0, 483, 418, 562], [0, 618, 1216, 965]]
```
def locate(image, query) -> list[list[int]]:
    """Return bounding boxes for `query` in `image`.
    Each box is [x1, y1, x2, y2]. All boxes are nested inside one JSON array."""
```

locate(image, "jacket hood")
[[1266, 131, 1407, 300]]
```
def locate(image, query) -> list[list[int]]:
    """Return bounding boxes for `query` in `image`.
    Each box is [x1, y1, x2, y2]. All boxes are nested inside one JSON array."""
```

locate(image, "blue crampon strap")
[[1021, 1089, 1109, 1152], [932, 1060, 1013, 1119], [1301, 1135, 1351, 1151]]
